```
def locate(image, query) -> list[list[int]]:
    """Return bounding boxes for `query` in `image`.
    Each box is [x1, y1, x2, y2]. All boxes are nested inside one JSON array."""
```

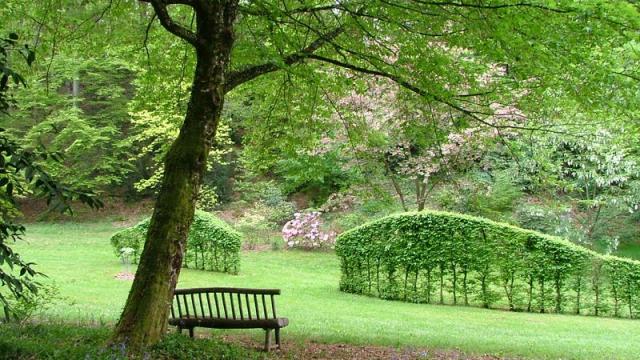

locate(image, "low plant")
[[1, 283, 62, 323]]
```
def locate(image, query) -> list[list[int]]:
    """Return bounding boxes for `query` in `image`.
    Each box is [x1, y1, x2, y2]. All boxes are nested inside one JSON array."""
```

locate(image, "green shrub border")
[[110, 210, 241, 274], [335, 210, 640, 318]]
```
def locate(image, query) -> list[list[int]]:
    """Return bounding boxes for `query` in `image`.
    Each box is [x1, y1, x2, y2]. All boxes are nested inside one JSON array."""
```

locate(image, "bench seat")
[[169, 316, 289, 329]]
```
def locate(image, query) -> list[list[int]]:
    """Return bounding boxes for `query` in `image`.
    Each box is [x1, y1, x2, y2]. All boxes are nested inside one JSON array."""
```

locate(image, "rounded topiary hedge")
[[335, 211, 640, 318], [110, 210, 241, 274]]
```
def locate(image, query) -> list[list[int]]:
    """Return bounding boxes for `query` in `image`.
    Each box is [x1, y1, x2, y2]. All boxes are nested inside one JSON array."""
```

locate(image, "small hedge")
[[110, 210, 241, 274], [335, 210, 640, 318]]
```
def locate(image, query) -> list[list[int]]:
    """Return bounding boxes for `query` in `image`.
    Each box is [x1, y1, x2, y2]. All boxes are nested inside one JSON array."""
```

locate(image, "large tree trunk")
[[112, 2, 238, 351]]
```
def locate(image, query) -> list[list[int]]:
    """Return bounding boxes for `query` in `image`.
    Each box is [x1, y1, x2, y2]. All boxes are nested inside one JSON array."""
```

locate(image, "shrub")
[[335, 210, 640, 318], [236, 179, 284, 204], [235, 180, 296, 227], [234, 204, 272, 249], [282, 212, 336, 249], [110, 210, 241, 274], [514, 203, 560, 234], [264, 200, 296, 226], [109, 224, 147, 264]]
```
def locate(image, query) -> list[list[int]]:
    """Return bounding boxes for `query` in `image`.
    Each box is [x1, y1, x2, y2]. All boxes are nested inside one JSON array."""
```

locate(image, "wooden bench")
[[169, 287, 289, 351]]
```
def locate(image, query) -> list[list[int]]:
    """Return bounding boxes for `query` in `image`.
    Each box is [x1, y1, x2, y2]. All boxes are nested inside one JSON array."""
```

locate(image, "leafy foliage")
[[3, 54, 137, 191], [336, 211, 640, 318], [1, 283, 61, 323], [110, 210, 241, 274], [0, 32, 102, 317]]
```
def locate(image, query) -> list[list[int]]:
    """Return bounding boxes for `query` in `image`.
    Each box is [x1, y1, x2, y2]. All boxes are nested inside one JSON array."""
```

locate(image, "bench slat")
[[213, 292, 221, 318], [198, 293, 206, 318], [183, 294, 190, 318], [253, 294, 260, 320], [176, 295, 184, 318], [221, 292, 228, 319], [237, 293, 244, 320], [174, 287, 281, 295], [262, 294, 268, 319], [246, 293, 252, 320], [230, 293, 236, 319], [190, 294, 198, 318], [205, 292, 213, 318], [271, 294, 276, 318]]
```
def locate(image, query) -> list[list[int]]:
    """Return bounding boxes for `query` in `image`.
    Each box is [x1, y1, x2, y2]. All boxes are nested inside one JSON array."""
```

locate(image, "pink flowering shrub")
[[282, 212, 336, 249]]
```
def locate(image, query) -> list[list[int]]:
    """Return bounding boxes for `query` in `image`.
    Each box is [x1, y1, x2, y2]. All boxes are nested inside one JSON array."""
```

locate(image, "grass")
[[7, 221, 640, 360]]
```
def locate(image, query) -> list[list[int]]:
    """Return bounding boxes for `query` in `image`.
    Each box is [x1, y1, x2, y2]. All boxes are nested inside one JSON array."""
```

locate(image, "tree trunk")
[[416, 179, 425, 211], [385, 161, 408, 212], [112, 2, 238, 351]]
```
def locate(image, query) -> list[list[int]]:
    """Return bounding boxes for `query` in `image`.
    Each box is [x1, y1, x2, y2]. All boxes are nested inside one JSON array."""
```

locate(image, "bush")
[[514, 203, 561, 234], [234, 203, 272, 249], [336, 210, 640, 318], [282, 212, 336, 249], [235, 180, 296, 227], [264, 200, 296, 226], [110, 210, 241, 274], [236, 180, 284, 205]]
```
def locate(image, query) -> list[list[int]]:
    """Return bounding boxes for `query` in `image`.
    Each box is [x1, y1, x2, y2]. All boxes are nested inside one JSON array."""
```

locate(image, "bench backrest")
[[170, 287, 281, 321]]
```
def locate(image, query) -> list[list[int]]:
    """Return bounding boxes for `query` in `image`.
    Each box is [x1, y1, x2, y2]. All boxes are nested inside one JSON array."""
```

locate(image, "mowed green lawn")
[[12, 221, 640, 360]]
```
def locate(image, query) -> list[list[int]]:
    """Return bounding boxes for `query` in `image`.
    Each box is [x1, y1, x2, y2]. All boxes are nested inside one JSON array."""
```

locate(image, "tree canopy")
[[1, 0, 640, 353]]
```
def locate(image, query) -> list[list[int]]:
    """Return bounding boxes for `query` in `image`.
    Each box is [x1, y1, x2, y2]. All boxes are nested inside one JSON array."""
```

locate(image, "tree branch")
[[410, 0, 570, 13], [306, 54, 563, 132], [613, 70, 640, 82], [141, 0, 198, 46], [143, 13, 157, 67], [224, 27, 343, 93], [239, 3, 340, 17]]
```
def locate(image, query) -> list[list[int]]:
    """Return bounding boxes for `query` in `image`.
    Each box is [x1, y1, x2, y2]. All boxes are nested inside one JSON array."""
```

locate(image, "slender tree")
[[112, 0, 637, 350]]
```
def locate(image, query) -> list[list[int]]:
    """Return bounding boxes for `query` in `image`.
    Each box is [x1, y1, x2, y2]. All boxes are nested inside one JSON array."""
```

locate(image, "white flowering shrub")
[[282, 212, 336, 249]]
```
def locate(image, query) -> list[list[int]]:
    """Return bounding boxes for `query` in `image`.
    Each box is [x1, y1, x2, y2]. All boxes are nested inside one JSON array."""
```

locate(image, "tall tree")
[[112, 0, 638, 351]]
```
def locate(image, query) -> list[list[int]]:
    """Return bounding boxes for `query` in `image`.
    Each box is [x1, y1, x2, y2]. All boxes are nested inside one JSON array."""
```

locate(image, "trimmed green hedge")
[[335, 211, 640, 318], [110, 210, 241, 274]]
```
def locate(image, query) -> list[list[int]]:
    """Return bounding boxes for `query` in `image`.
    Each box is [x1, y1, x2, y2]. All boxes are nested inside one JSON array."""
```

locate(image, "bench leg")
[[177, 325, 183, 334], [188, 327, 194, 338], [275, 328, 281, 349], [264, 329, 272, 352]]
